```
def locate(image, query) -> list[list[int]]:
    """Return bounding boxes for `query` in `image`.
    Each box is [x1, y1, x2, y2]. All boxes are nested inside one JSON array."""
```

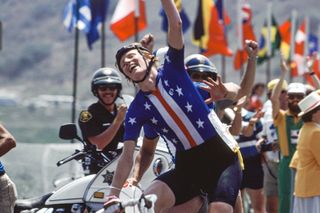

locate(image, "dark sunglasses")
[[288, 94, 304, 100], [190, 72, 217, 81], [97, 85, 118, 91]]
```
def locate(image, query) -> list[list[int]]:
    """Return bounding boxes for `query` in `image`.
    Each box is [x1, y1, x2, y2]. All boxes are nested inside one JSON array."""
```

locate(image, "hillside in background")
[[0, 0, 319, 142]]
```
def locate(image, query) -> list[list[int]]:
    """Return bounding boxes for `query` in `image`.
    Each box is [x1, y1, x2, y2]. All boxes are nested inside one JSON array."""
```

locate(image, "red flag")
[[292, 19, 306, 77], [202, 0, 233, 57], [279, 19, 291, 61], [110, 0, 147, 42], [305, 54, 320, 86], [233, 1, 256, 70]]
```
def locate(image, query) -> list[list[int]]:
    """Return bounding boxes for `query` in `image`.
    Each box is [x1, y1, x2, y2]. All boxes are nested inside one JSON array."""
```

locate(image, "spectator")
[[271, 55, 306, 213], [291, 91, 320, 213], [248, 83, 265, 112], [258, 78, 288, 213], [0, 123, 17, 213]]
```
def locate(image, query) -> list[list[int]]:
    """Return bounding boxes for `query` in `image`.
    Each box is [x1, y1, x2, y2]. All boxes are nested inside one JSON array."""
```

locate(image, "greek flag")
[[63, 0, 91, 33]]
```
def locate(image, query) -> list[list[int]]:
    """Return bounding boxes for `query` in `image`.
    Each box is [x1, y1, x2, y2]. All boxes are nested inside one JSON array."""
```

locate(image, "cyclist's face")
[[120, 50, 147, 81]]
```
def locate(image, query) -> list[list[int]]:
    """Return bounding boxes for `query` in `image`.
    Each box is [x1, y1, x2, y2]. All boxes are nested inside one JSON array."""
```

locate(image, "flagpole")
[[101, 16, 105, 67], [237, 0, 244, 77], [221, 56, 226, 82], [0, 21, 2, 51], [221, 0, 226, 82], [289, 10, 297, 83], [266, 1, 272, 83], [134, 0, 139, 42], [303, 16, 309, 83], [71, 0, 80, 142]]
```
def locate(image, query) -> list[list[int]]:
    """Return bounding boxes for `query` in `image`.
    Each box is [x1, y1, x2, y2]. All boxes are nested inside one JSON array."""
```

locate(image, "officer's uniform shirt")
[[79, 101, 124, 152]]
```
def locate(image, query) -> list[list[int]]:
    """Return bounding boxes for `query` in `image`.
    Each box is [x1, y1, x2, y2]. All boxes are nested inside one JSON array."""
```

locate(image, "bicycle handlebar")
[[101, 194, 157, 213]]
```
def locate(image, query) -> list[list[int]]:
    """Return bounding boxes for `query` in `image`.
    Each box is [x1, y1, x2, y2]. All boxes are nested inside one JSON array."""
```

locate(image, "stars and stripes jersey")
[[124, 46, 219, 151]]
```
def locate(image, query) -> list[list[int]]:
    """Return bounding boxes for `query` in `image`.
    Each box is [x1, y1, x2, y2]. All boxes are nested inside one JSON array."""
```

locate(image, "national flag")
[[202, 0, 233, 57], [160, 0, 190, 33], [279, 19, 291, 60], [305, 53, 320, 86], [291, 19, 306, 76], [63, 0, 91, 33], [110, 0, 147, 42], [192, 0, 213, 50], [63, 0, 109, 49], [86, 0, 109, 49], [308, 34, 318, 55], [233, 0, 256, 70], [257, 15, 281, 64]]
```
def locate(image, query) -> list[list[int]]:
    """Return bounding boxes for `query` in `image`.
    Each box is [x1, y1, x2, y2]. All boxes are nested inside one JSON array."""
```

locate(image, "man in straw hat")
[[271, 55, 306, 213]]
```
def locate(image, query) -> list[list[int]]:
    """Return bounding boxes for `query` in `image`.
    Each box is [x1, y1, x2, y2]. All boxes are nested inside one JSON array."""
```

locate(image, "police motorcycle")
[[14, 123, 174, 213]]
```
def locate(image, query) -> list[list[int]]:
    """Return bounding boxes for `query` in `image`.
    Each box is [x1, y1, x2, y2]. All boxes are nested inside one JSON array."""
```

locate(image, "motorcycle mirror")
[[59, 123, 83, 142]]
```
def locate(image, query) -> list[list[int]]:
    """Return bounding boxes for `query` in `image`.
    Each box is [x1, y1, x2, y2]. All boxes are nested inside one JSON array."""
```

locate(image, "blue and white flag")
[[86, 0, 109, 49], [63, 0, 108, 49], [308, 33, 319, 56], [63, 0, 91, 33]]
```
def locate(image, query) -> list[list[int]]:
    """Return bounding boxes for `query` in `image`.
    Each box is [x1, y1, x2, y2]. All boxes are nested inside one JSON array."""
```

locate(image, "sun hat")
[[267, 79, 288, 91], [298, 91, 320, 116]]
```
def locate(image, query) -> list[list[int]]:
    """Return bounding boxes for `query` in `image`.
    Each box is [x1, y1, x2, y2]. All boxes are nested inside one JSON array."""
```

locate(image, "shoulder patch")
[[80, 110, 92, 122]]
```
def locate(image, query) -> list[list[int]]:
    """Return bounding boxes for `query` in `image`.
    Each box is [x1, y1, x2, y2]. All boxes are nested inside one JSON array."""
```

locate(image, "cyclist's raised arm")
[[236, 40, 258, 100], [161, 0, 183, 50], [109, 140, 136, 196]]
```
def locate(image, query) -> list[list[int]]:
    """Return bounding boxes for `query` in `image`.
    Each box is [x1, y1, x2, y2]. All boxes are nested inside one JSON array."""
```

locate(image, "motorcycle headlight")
[[153, 158, 164, 176]]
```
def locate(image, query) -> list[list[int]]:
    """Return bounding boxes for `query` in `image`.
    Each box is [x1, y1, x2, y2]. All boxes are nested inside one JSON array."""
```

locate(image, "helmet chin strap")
[[132, 56, 156, 84]]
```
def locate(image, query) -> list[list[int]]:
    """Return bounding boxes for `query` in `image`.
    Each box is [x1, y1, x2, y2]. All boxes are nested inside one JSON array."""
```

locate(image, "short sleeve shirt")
[[78, 102, 124, 152]]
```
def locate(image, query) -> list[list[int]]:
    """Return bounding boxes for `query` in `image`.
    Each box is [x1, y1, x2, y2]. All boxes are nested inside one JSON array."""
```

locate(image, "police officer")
[[78, 67, 127, 174]]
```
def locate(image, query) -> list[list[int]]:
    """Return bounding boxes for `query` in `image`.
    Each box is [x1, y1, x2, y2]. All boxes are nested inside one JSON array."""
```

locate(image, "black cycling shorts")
[[155, 135, 238, 206]]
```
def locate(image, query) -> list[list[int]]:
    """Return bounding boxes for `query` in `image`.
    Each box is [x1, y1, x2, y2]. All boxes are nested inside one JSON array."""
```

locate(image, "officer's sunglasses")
[[98, 85, 118, 92]]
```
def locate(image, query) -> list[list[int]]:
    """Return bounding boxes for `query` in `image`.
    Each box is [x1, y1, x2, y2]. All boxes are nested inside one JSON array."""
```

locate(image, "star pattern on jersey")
[[164, 80, 169, 87], [162, 128, 169, 133], [128, 117, 136, 125], [165, 55, 171, 63], [176, 85, 183, 96], [196, 118, 204, 128], [144, 102, 151, 110], [151, 117, 158, 125], [185, 102, 193, 112], [172, 138, 178, 144]]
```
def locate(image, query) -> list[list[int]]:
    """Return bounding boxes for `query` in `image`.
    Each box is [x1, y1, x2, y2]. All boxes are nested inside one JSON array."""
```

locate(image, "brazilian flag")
[[257, 15, 281, 64]]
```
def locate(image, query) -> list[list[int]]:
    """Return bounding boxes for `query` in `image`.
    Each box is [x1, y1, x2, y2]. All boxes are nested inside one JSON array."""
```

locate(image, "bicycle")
[[96, 185, 157, 213]]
